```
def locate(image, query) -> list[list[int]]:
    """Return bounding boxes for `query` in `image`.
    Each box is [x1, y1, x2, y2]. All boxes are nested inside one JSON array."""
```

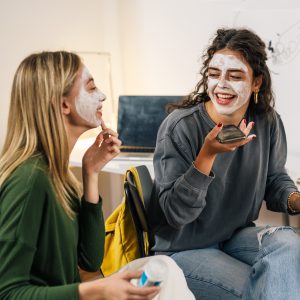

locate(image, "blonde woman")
[[0, 51, 160, 300]]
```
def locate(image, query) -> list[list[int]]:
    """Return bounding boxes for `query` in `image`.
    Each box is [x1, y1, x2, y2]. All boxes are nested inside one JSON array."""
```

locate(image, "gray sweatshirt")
[[148, 102, 298, 252]]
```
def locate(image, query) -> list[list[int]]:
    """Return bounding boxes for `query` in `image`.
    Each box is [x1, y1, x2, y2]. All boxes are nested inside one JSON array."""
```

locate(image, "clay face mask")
[[207, 53, 252, 115], [75, 66, 106, 127]]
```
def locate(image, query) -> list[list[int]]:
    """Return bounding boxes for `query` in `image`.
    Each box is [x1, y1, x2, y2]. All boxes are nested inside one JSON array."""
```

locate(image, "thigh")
[[222, 225, 299, 267], [221, 226, 262, 266], [171, 248, 251, 300]]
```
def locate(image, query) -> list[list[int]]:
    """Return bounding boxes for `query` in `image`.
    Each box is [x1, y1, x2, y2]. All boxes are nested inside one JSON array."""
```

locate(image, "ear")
[[62, 97, 71, 115], [252, 75, 263, 92]]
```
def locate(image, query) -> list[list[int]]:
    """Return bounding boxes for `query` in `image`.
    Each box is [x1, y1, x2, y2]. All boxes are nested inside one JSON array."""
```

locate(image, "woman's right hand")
[[78, 270, 160, 300], [194, 120, 255, 176], [202, 120, 255, 156]]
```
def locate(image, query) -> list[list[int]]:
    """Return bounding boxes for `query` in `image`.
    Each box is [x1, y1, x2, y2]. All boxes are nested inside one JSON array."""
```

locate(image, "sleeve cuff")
[[81, 197, 103, 209], [279, 188, 298, 214], [80, 197, 103, 220]]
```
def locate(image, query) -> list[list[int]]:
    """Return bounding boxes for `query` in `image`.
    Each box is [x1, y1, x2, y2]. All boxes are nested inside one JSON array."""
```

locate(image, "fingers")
[[234, 133, 256, 149], [107, 144, 121, 154], [244, 134, 256, 143], [239, 119, 247, 131], [119, 270, 143, 280], [96, 123, 120, 147], [207, 122, 223, 140], [101, 128, 119, 140], [100, 119, 108, 131], [104, 136, 122, 146], [127, 286, 160, 298], [219, 130, 256, 150], [100, 120, 110, 140], [244, 121, 255, 137], [114, 271, 160, 299], [239, 119, 255, 138], [95, 134, 104, 147], [100, 120, 119, 139], [103, 136, 122, 154], [204, 120, 256, 155]]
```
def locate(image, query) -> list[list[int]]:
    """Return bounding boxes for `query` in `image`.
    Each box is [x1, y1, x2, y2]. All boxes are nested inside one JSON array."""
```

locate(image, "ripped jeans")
[[171, 226, 300, 300]]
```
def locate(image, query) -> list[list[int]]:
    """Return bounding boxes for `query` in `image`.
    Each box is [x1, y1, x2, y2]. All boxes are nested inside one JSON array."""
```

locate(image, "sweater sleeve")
[[77, 198, 105, 272], [265, 115, 298, 213], [0, 169, 79, 300], [154, 132, 214, 229]]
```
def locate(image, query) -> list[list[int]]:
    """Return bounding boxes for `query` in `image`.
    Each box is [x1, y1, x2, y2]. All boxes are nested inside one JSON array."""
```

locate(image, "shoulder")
[[0, 156, 51, 216], [158, 105, 202, 140], [5, 156, 50, 190], [252, 110, 286, 148], [0, 156, 53, 245], [255, 110, 284, 134]]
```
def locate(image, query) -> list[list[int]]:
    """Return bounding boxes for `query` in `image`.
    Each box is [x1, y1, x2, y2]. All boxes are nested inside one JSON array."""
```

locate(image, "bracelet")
[[287, 191, 300, 214]]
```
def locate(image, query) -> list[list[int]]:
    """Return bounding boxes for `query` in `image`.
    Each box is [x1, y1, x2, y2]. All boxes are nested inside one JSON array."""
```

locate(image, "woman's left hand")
[[82, 121, 122, 175]]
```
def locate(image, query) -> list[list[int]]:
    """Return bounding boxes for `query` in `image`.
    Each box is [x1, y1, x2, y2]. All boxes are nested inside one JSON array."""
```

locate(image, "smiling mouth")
[[215, 93, 236, 105], [96, 106, 102, 117]]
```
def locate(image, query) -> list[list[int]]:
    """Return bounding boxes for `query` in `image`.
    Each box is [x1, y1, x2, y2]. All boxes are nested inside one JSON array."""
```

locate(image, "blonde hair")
[[0, 51, 82, 218]]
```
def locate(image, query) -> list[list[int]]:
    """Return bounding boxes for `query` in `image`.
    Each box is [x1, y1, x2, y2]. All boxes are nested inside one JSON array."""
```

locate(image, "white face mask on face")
[[207, 53, 252, 115], [75, 66, 106, 127]]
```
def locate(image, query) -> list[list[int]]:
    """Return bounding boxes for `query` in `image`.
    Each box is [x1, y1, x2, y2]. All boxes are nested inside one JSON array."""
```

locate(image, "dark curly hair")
[[167, 28, 275, 117]]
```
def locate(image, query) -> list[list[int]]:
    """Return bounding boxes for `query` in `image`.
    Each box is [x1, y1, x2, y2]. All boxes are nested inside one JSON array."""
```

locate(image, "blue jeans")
[[170, 226, 300, 300]]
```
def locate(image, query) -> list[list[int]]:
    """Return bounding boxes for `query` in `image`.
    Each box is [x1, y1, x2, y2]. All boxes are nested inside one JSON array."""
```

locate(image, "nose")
[[217, 75, 229, 89], [99, 90, 106, 102]]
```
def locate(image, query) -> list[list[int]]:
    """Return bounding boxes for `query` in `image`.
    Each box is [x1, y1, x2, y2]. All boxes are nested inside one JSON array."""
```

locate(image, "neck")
[[205, 101, 249, 126], [64, 122, 87, 155]]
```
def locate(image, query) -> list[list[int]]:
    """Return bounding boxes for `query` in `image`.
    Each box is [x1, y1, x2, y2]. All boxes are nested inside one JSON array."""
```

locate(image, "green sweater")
[[0, 156, 105, 299]]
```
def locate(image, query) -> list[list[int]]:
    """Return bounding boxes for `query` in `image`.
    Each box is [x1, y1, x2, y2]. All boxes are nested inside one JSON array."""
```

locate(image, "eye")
[[228, 71, 244, 80], [208, 72, 220, 78], [87, 82, 97, 91], [229, 75, 242, 80], [228, 74, 243, 81]]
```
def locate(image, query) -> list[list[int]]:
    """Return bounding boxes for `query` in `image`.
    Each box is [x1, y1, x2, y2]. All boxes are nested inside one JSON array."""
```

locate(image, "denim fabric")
[[171, 226, 300, 300]]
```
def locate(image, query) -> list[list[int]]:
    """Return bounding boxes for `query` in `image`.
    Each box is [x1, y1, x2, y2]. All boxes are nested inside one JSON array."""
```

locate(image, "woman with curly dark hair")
[[148, 28, 300, 299]]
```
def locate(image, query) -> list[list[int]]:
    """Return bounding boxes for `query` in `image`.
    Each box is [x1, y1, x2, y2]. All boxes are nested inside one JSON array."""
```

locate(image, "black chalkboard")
[[117, 95, 182, 150]]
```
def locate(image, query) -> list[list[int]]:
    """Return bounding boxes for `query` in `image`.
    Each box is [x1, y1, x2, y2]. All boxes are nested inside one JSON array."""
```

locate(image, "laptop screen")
[[117, 95, 182, 152]]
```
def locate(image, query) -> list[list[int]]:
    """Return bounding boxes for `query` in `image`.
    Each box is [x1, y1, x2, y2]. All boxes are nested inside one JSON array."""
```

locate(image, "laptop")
[[115, 95, 183, 160]]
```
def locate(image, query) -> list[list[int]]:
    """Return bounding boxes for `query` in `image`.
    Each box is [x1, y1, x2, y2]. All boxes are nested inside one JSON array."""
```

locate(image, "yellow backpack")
[[100, 166, 151, 277]]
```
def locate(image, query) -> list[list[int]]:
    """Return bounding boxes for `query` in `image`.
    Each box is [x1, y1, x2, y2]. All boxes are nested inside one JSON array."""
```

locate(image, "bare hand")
[[82, 121, 122, 175], [202, 119, 255, 156], [79, 270, 160, 300]]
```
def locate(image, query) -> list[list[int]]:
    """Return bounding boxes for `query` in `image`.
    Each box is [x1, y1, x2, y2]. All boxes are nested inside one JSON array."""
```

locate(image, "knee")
[[260, 227, 300, 255]]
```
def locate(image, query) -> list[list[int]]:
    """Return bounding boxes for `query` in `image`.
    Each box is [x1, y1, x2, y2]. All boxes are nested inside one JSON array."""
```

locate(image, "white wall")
[[118, 0, 300, 154], [1, 0, 300, 156], [0, 0, 123, 149]]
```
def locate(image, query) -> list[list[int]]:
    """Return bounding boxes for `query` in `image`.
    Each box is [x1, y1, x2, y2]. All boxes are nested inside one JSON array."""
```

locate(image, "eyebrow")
[[208, 67, 245, 73], [208, 67, 220, 71], [227, 68, 246, 73]]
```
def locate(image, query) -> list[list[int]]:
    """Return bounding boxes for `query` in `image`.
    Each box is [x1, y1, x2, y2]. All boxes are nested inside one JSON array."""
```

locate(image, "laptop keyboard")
[[120, 146, 155, 153]]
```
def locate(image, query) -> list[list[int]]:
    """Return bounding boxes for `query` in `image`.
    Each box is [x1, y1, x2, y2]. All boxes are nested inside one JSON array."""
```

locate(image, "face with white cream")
[[207, 49, 254, 115], [75, 66, 106, 127]]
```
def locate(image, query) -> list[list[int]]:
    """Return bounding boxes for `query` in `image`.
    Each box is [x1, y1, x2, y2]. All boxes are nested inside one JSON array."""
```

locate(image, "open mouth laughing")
[[215, 93, 236, 105]]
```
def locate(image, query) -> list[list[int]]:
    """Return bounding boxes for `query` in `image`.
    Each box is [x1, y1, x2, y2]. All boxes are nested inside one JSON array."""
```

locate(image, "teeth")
[[217, 93, 234, 99]]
